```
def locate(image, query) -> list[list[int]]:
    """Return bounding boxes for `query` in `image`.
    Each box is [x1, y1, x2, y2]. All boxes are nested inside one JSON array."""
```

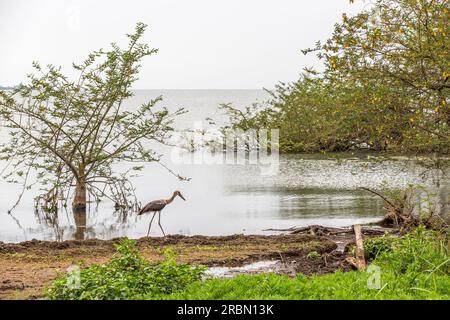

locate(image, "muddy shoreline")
[[0, 229, 386, 299]]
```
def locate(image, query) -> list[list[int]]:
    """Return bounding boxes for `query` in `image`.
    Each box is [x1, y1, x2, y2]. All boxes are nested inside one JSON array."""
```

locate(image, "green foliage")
[[0, 23, 185, 208], [48, 229, 449, 300], [160, 228, 449, 300], [375, 226, 449, 276], [306, 251, 321, 260], [363, 235, 397, 260], [161, 270, 449, 300], [47, 238, 205, 300], [222, 0, 449, 154]]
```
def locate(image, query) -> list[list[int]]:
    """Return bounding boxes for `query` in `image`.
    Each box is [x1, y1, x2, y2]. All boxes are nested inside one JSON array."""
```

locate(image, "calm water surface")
[[0, 90, 447, 242]]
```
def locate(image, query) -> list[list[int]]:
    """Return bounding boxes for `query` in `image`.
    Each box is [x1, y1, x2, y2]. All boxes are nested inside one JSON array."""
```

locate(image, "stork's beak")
[[179, 193, 186, 201]]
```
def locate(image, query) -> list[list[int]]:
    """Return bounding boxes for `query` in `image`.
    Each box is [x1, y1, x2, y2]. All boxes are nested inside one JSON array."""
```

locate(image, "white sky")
[[0, 0, 365, 89]]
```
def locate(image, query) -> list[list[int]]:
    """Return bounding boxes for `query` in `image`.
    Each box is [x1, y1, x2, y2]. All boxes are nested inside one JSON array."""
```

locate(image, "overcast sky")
[[0, 0, 365, 89]]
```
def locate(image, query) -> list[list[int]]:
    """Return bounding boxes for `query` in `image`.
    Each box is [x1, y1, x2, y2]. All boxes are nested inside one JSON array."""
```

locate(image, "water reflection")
[[34, 207, 63, 241], [0, 90, 448, 241], [31, 204, 137, 241], [73, 209, 86, 240], [1, 153, 448, 242]]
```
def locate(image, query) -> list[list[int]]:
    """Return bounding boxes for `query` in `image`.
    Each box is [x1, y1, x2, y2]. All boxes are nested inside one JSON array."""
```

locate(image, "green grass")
[[47, 227, 450, 300], [158, 271, 449, 300], [158, 227, 449, 300]]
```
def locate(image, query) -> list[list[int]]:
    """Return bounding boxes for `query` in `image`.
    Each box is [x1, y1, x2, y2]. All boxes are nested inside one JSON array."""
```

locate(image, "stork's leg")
[[147, 212, 156, 236], [158, 211, 166, 237]]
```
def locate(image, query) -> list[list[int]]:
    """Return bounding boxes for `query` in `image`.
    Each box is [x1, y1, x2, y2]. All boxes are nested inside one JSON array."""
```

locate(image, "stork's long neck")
[[165, 192, 177, 204]]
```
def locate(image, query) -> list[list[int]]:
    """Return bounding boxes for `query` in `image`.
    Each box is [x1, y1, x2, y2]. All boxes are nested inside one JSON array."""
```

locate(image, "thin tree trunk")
[[73, 209, 86, 240], [73, 175, 86, 210]]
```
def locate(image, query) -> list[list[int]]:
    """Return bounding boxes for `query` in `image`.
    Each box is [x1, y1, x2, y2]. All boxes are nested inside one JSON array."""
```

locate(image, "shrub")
[[307, 251, 321, 260], [47, 238, 205, 300], [364, 235, 397, 260]]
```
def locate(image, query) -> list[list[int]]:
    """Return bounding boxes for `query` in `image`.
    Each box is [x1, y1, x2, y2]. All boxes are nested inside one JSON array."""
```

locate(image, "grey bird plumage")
[[139, 190, 186, 236], [138, 200, 167, 215]]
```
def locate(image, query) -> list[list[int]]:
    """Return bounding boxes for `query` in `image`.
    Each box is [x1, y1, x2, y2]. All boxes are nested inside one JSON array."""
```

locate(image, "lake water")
[[0, 90, 448, 242]]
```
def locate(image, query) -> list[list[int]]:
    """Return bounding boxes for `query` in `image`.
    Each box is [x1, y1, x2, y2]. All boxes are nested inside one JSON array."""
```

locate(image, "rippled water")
[[0, 90, 448, 242]]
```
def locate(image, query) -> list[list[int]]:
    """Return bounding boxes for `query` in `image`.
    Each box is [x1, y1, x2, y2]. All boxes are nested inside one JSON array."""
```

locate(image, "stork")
[[138, 190, 186, 236]]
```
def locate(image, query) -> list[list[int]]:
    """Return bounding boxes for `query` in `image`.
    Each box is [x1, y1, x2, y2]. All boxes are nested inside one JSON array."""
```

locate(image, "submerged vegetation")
[[48, 227, 449, 300], [222, 0, 449, 154]]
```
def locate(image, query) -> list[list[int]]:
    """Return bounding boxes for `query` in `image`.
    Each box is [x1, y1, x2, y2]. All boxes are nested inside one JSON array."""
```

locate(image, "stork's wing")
[[139, 200, 167, 215]]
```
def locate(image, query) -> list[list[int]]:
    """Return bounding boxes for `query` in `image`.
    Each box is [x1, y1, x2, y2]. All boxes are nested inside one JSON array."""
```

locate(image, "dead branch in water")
[[360, 186, 449, 232], [360, 187, 397, 209], [264, 224, 390, 236]]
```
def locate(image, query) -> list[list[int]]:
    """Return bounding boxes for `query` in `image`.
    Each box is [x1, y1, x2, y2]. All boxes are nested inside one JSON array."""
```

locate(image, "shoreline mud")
[[0, 227, 390, 299]]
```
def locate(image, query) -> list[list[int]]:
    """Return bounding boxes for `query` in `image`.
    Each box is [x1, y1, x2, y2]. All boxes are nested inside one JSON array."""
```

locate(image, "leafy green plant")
[[363, 235, 397, 260], [307, 251, 321, 260], [47, 238, 205, 300]]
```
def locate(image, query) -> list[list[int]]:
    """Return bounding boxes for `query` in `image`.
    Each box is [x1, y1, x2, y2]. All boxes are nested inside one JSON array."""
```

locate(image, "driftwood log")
[[264, 224, 391, 236]]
